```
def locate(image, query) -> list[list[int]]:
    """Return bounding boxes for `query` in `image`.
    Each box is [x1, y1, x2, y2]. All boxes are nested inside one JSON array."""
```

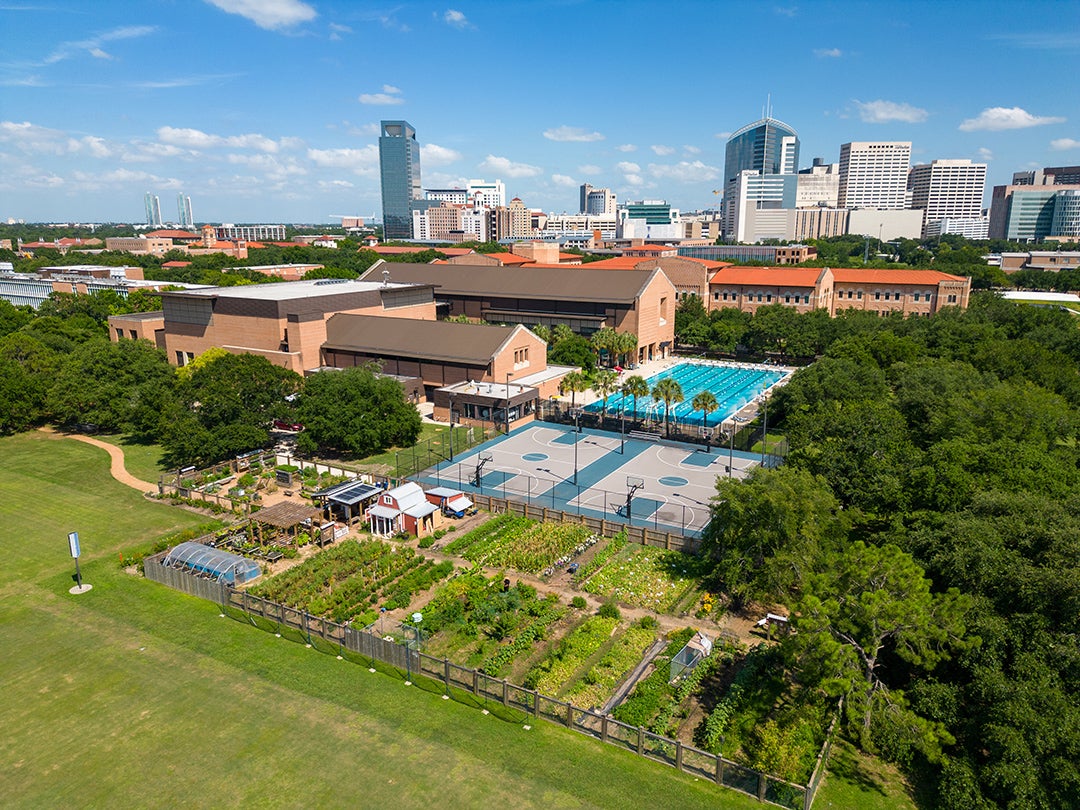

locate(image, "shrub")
[[570, 596, 587, 610], [598, 601, 621, 620], [636, 615, 658, 630], [418, 536, 435, 549]]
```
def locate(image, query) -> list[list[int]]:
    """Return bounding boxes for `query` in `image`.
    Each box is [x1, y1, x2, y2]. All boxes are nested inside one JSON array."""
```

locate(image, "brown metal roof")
[[251, 501, 321, 528], [359, 262, 658, 304], [324, 314, 523, 365]]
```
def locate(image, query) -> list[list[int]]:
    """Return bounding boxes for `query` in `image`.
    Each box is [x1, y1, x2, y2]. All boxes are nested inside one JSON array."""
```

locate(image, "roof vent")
[[382, 268, 391, 286]]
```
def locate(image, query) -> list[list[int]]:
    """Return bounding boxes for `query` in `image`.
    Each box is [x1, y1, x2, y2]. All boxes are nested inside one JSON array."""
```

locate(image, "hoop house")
[[163, 541, 261, 585]]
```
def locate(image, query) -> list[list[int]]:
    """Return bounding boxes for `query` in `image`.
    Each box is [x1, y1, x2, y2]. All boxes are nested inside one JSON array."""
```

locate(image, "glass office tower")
[[379, 121, 422, 240], [722, 118, 799, 240]]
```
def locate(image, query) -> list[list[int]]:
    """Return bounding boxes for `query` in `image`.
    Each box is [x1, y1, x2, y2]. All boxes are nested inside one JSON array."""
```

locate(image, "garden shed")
[[313, 479, 383, 524], [367, 481, 439, 537], [670, 632, 713, 682], [248, 501, 321, 546], [425, 486, 474, 517], [163, 541, 261, 585]]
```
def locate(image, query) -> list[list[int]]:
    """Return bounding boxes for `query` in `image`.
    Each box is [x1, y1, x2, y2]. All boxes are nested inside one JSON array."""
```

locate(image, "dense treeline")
[[0, 295, 420, 465], [701, 293, 1080, 809]]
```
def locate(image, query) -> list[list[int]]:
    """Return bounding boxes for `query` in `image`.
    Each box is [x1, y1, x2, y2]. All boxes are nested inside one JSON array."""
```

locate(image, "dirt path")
[[37, 427, 155, 493]]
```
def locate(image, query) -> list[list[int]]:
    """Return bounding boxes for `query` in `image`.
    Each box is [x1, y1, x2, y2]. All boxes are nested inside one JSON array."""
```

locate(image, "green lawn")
[[814, 739, 917, 810], [0, 432, 758, 809]]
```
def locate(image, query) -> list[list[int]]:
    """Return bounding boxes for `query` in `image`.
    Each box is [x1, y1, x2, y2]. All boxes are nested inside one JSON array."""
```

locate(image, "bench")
[[628, 430, 661, 442]]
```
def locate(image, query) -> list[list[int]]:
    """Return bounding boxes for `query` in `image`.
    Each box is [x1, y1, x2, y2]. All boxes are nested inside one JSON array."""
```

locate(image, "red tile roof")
[[582, 257, 643, 269], [625, 244, 671, 253], [709, 267, 823, 287], [486, 252, 533, 266], [830, 268, 966, 284], [161, 260, 191, 267], [146, 229, 199, 239]]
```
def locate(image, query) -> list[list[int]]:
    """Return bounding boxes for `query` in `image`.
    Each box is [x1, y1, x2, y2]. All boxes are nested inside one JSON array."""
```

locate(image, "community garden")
[[441, 513, 598, 573]]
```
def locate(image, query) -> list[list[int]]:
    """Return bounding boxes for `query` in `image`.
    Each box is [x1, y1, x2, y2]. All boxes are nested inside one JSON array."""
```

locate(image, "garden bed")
[[249, 539, 454, 626], [442, 514, 597, 574], [582, 544, 708, 613]]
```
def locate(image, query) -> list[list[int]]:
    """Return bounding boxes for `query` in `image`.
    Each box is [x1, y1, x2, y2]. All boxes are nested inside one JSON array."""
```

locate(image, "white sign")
[[68, 532, 80, 559]]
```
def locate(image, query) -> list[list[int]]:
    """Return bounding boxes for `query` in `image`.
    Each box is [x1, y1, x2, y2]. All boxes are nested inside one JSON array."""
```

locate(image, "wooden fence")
[[144, 556, 833, 809]]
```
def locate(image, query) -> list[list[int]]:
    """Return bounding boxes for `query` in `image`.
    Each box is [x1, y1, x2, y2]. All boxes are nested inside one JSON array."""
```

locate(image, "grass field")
[[94, 434, 170, 484], [0, 432, 758, 809]]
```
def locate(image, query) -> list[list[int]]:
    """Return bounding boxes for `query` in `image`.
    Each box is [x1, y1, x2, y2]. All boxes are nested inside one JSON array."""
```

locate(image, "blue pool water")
[[584, 362, 786, 428]]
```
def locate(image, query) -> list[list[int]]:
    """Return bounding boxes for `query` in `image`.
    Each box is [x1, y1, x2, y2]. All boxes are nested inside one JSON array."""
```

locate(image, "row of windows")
[[513, 347, 530, 364], [713, 291, 811, 304], [713, 289, 945, 304]]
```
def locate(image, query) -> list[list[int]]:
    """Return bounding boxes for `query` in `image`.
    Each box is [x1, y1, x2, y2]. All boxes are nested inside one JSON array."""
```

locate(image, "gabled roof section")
[[709, 266, 823, 287], [359, 262, 658, 304], [830, 269, 966, 284], [323, 314, 522, 365]]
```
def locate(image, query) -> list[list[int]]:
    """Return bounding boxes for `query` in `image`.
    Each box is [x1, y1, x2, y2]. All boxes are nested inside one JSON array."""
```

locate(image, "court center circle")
[[522, 452, 548, 462], [658, 476, 689, 487]]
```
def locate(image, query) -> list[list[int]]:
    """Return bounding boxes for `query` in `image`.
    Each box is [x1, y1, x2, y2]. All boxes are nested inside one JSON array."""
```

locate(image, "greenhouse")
[[162, 541, 262, 585]]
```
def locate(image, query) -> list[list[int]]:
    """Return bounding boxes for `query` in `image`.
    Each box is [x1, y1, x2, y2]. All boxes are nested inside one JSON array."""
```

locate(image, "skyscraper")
[[908, 159, 986, 237], [379, 120, 422, 240], [579, 183, 616, 216], [176, 193, 194, 228], [722, 117, 799, 241], [144, 191, 162, 227], [837, 142, 911, 210]]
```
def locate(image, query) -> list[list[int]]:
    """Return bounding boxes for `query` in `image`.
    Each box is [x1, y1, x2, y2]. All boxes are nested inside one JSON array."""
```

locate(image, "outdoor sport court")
[[584, 361, 788, 428], [416, 422, 765, 537]]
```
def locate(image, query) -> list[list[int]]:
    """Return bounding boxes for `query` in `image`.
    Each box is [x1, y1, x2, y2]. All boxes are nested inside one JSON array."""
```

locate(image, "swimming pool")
[[584, 362, 786, 428]]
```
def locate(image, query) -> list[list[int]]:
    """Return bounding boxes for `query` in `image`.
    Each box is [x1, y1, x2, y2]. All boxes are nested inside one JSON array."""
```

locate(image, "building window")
[[766, 294, 772, 303], [757, 293, 763, 302], [913, 293, 920, 302], [176, 351, 185, 365], [116, 328, 124, 339], [874, 292, 881, 300], [659, 297, 668, 324], [803, 294, 810, 304], [857, 291, 863, 300], [714, 292, 720, 301], [129, 330, 138, 339], [947, 294, 957, 303], [784, 295, 791, 304]]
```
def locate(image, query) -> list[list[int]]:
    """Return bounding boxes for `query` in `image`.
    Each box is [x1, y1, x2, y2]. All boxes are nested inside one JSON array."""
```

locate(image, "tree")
[[702, 466, 846, 608], [651, 377, 684, 436], [621, 375, 650, 424], [790, 541, 969, 758], [295, 365, 421, 456], [690, 389, 719, 449], [530, 323, 552, 344], [548, 334, 596, 372], [589, 327, 618, 367], [559, 370, 588, 408], [0, 333, 58, 433], [613, 330, 638, 367], [591, 369, 619, 418]]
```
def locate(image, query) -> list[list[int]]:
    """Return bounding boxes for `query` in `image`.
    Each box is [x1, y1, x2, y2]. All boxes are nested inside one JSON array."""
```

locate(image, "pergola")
[[248, 501, 321, 546]]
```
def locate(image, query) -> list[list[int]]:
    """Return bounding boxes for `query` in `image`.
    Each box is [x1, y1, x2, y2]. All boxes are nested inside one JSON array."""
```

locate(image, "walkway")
[[37, 427, 156, 492]]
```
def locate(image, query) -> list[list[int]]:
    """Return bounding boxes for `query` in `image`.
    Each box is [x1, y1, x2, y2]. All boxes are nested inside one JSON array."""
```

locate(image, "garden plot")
[[442, 514, 597, 574], [582, 544, 708, 613], [249, 539, 453, 626], [420, 572, 567, 677]]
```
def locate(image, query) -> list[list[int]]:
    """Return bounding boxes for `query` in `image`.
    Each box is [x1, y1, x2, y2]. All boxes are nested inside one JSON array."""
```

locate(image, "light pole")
[[571, 408, 581, 484], [760, 393, 769, 468], [620, 400, 626, 455], [447, 392, 456, 461], [505, 372, 512, 435]]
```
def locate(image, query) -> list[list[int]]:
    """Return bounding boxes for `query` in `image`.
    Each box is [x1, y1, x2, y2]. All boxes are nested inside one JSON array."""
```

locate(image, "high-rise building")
[[466, 179, 505, 210], [796, 159, 840, 208], [1013, 166, 1080, 186], [837, 142, 911, 210], [722, 117, 799, 240], [379, 120, 422, 240], [579, 184, 617, 216], [144, 192, 162, 227], [988, 184, 1080, 241], [176, 193, 193, 228], [908, 159, 987, 238]]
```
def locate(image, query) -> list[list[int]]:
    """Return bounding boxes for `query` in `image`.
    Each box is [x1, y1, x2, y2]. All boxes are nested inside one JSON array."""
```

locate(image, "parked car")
[[272, 419, 304, 432]]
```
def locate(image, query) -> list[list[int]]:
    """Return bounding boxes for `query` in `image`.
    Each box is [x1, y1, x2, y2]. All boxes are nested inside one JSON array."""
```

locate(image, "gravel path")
[[37, 427, 156, 492]]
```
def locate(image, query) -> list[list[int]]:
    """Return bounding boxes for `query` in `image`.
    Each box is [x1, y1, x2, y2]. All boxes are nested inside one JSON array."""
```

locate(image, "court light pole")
[[760, 393, 769, 468], [571, 408, 581, 485], [505, 372, 512, 435], [448, 392, 456, 461]]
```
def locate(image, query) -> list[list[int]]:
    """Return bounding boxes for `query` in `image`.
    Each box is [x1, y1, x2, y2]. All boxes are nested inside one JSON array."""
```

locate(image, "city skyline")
[[2, 0, 1079, 223]]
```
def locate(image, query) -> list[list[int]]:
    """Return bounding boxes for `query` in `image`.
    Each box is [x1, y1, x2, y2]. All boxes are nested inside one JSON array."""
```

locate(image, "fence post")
[[531, 689, 539, 718], [675, 739, 683, 771], [565, 702, 573, 728], [472, 669, 479, 696], [637, 726, 644, 755], [758, 772, 767, 801], [502, 679, 509, 707], [443, 658, 451, 692], [601, 714, 608, 743], [715, 755, 724, 785]]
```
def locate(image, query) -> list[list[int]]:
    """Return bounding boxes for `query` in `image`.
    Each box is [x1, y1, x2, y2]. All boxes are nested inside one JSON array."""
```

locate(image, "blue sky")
[[2, 0, 1079, 224]]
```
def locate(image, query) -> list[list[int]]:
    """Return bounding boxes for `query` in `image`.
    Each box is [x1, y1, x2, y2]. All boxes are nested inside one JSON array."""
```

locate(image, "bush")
[[598, 601, 621, 620], [570, 596, 587, 610], [418, 535, 436, 549], [636, 615, 658, 630]]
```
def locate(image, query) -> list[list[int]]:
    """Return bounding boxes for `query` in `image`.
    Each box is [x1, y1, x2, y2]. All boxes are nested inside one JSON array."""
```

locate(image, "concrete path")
[[37, 427, 156, 493]]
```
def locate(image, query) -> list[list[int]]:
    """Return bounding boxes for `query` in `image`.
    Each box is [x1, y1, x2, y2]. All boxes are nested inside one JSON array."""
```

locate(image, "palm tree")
[[651, 378, 684, 437], [691, 390, 719, 452], [551, 323, 574, 345], [559, 370, 588, 408], [531, 324, 552, 344], [589, 328, 618, 367], [613, 331, 638, 368], [621, 375, 650, 427], [591, 369, 619, 419]]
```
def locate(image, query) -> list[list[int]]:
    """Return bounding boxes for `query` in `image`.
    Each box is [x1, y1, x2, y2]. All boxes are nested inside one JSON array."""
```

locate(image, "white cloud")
[[578, 164, 601, 175], [649, 160, 720, 183], [683, 145, 701, 155], [616, 161, 640, 174], [328, 22, 352, 40], [319, 179, 355, 189], [204, 0, 316, 31], [615, 144, 637, 153], [75, 135, 112, 158], [551, 173, 577, 187], [977, 147, 994, 161], [650, 144, 675, 156], [715, 131, 732, 139], [479, 155, 542, 178], [443, 9, 471, 29], [358, 85, 404, 105], [1051, 138, 1080, 150], [420, 143, 462, 166], [854, 99, 929, 124], [959, 106, 1065, 131], [814, 47, 842, 57], [226, 153, 307, 179], [306, 145, 379, 175], [44, 25, 157, 65], [774, 5, 798, 17], [157, 126, 281, 152], [623, 174, 644, 186], [0, 120, 70, 154], [543, 125, 604, 143]]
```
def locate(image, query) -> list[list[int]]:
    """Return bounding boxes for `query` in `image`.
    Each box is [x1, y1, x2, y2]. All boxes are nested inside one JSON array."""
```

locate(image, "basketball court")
[[415, 422, 765, 537]]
